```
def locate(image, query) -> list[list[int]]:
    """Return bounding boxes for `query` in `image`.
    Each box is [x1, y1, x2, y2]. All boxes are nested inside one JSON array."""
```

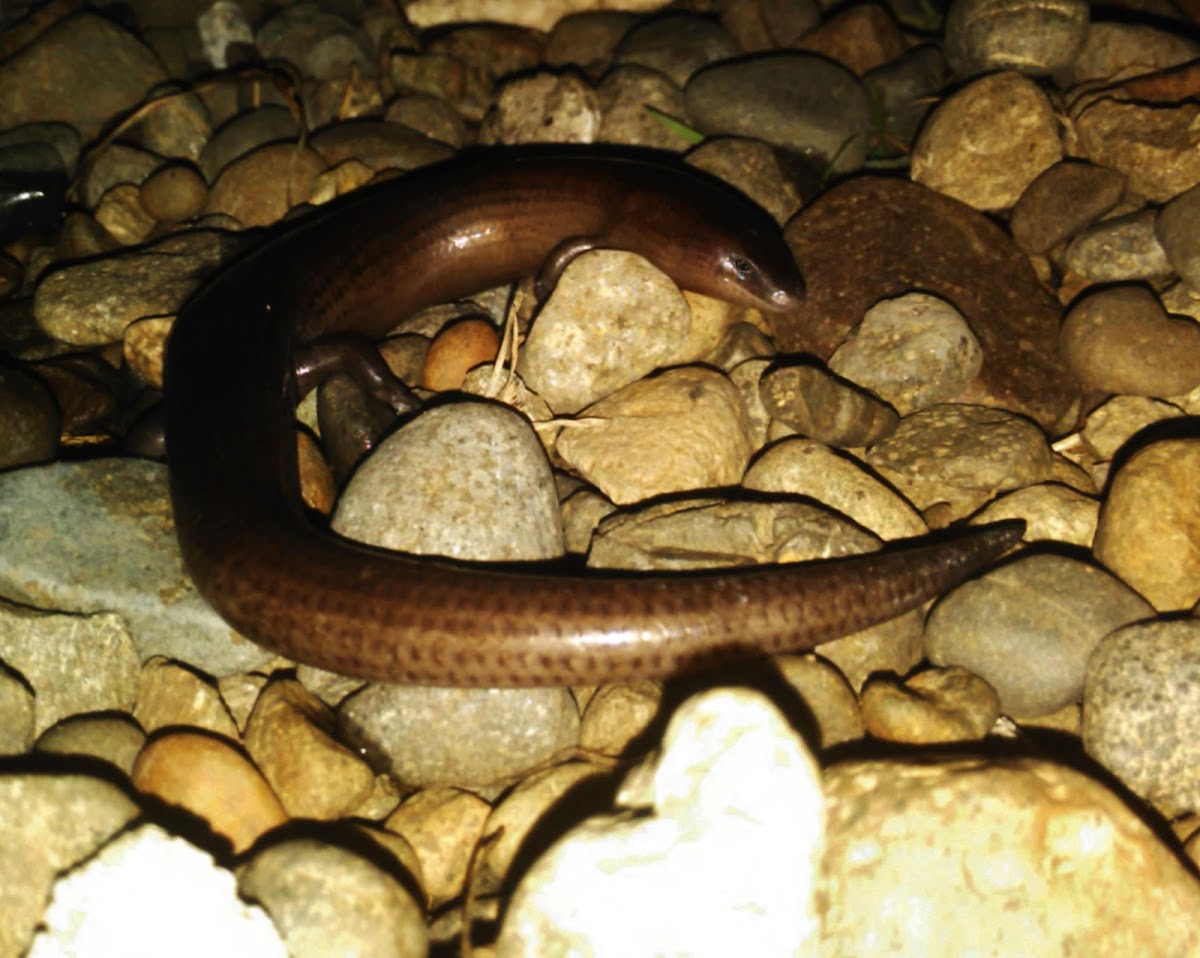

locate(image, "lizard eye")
[[728, 256, 757, 280]]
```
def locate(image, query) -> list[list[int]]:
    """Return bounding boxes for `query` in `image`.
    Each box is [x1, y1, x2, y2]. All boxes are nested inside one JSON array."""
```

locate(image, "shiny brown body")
[[164, 147, 1021, 686]]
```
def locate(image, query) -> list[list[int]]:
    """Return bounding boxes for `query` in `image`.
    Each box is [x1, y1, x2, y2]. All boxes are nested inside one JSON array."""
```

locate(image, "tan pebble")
[[773, 654, 864, 748], [134, 657, 239, 738], [384, 786, 491, 908], [861, 666, 1000, 743], [35, 713, 146, 775], [139, 163, 209, 222], [422, 318, 499, 391], [94, 183, 157, 245], [131, 731, 287, 854], [579, 680, 662, 755], [297, 430, 335, 514], [1094, 438, 1200, 610], [475, 761, 614, 896], [243, 678, 376, 820], [217, 673, 269, 733]]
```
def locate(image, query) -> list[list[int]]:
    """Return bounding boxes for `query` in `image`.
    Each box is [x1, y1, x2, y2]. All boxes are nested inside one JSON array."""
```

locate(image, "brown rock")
[[1060, 286, 1200, 397], [206, 142, 326, 227], [780, 177, 1077, 432], [1009, 160, 1126, 254], [131, 731, 287, 854], [423, 317, 499, 391]]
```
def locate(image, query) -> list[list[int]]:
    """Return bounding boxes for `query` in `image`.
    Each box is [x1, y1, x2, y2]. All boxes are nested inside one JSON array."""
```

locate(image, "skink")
[[164, 146, 1022, 686]]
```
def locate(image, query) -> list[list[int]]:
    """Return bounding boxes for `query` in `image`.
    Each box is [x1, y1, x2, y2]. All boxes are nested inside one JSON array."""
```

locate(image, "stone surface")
[[927, 553, 1154, 717], [1009, 159, 1125, 255], [1063, 208, 1173, 282], [780, 177, 1077, 432], [384, 786, 491, 908], [497, 688, 823, 957], [1084, 618, 1200, 817], [861, 665, 1001, 743]]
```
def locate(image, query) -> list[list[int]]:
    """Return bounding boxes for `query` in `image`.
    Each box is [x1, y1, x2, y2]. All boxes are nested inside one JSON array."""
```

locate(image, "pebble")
[[384, 786, 492, 908], [337, 682, 580, 789], [926, 553, 1154, 717], [0, 359, 58, 468], [333, 400, 564, 560], [613, 13, 741, 87], [1080, 394, 1187, 462], [256, 3, 374, 81], [828, 291, 984, 414], [781, 176, 1076, 432], [520, 249, 694, 413], [865, 404, 1054, 517], [1009, 159, 1126, 254], [863, 44, 948, 148], [206, 142, 326, 227], [1061, 21, 1200, 86], [822, 754, 1200, 954], [1155, 181, 1200, 288], [742, 436, 928, 539], [0, 12, 167, 142], [139, 161, 210, 223], [772, 654, 865, 748], [684, 52, 872, 173], [309, 121, 453, 174], [0, 459, 275, 676], [860, 665, 1001, 743], [555, 366, 752, 505], [972, 482, 1099, 547], [1068, 96, 1200, 202], [475, 760, 617, 896], [943, 0, 1089, 76], [197, 105, 301, 183], [1094, 438, 1200, 611], [237, 838, 427, 957], [0, 772, 141, 958], [1060, 285, 1200, 397], [578, 680, 662, 755], [28, 824, 286, 958], [796, 3, 908, 76], [35, 712, 146, 775], [1084, 618, 1200, 817], [1063, 208, 1173, 281], [0, 600, 139, 737], [759, 361, 899, 446], [596, 64, 694, 150], [0, 668, 34, 754], [911, 71, 1063, 211], [131, 652, 239, 738], [131, 730, 288, 854], [33, 228, 242, 345], [422, 316, 499, 391], [242, 677, 377, 819], [497, 689, 823, 956]]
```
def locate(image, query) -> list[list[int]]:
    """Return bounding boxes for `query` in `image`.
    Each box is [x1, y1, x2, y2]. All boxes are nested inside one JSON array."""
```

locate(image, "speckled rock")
[[0, 601, 138, 737], [927, 553, 1154, 717], [972, 482, 1099, 548], [1064, 208, 1173, 282], [742, 437, 928, 539], [520, 250, 695, 414], [0, 773, 141, 958], [34, 229, 242, 345], [579, 680, 662, 755], [1084, 618, 1200, 817], [338, 683, 580, 789], [1094, 438, 1200, 611], [860, 666, 1001, 743], [480, 70, 601, 144], [1061, 286, 1200, 398], [911, 71, 1062, 211], [821, 754, 1200, 955], [237, 838, 426, 957], [773, 654, 865, 749], [828, 292, 983, 415], [1080, 395, 1188, 463], [497, 688, 823, 956], [1156, 181, 1200, 289], [0, 667, 35, 755], [596, 64, 693, 150], [865, 404, 1055, 518], [28, 824, 285, 957], [333, 400, 564, 561], [555, 366, 753, 505]]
